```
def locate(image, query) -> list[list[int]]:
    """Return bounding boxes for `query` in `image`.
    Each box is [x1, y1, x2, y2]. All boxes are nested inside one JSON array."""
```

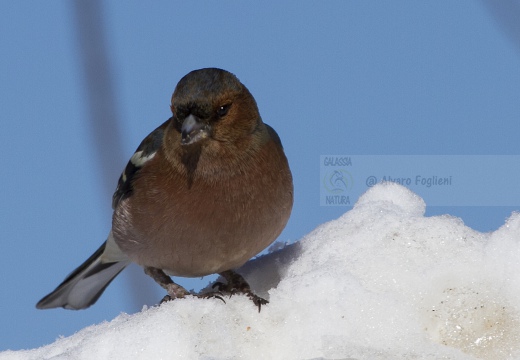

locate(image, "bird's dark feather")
[[112, 120, 169, 209]]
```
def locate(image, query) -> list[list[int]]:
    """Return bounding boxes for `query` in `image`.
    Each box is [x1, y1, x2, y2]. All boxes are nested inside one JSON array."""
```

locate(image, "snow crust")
[[4, 182, 520, 359]]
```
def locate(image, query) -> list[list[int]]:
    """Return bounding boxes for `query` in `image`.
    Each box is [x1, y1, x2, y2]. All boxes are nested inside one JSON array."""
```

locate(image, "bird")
[[36, 68, 293, 311]]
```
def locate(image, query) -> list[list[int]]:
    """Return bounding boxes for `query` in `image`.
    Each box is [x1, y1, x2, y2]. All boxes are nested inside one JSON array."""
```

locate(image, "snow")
[[4, 182, 520, 359]]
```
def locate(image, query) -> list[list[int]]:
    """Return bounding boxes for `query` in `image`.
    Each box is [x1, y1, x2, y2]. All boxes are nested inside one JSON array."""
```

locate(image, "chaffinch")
[[36, 68, 293, 311]]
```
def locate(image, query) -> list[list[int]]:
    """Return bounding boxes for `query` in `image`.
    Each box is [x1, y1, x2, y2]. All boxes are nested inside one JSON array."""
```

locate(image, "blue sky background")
[[1, 1, 520, 351]]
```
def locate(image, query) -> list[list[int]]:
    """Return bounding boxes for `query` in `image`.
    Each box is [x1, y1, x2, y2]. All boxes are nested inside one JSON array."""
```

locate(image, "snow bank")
[[4, 183, 520, 359]]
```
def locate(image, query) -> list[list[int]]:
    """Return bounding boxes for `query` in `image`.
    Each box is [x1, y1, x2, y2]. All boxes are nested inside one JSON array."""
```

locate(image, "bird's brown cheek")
[[213, 117, 247, 143]]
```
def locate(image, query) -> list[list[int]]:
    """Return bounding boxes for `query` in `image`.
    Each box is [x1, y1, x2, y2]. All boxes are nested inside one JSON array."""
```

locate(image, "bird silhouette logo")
[[323, 169, 353, 194]]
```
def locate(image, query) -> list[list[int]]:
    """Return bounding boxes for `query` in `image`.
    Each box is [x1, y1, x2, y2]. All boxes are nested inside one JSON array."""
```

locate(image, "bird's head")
[[170, 68, 262, 148]]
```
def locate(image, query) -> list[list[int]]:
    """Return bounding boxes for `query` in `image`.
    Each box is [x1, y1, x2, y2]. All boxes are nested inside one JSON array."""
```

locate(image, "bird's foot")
[[145, 266, 226, 305], [144, 267, 189, 301], [213, 270, 269, 312], [145, 267, 267, 310]]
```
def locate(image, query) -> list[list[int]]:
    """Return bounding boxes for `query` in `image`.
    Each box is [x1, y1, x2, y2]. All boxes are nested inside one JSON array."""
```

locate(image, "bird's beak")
[[181, 114, 210, 145]]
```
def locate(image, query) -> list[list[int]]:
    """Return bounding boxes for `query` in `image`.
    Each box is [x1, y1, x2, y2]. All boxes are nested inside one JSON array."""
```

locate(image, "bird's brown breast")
[[112, 136, 293, 277]]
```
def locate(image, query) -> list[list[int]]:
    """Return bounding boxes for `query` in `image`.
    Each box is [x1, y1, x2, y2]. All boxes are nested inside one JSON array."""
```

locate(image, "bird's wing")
[[112, 119, 170, 209]]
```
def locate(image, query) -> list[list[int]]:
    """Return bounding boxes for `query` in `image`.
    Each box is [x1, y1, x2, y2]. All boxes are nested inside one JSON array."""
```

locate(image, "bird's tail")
[[36, 233, 130, 310]]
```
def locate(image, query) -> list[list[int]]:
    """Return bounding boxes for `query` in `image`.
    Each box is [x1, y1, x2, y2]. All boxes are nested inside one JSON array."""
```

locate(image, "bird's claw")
[[212, 271, 269, 312], [248, 293, 269, 312], [158, 291, 226, 306], [160, 295, 173, 304], [199, 291, 226, 304]]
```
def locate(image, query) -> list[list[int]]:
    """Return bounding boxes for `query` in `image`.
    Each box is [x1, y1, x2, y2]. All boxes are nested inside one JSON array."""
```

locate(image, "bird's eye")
[[217, 104, 231, 118]]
